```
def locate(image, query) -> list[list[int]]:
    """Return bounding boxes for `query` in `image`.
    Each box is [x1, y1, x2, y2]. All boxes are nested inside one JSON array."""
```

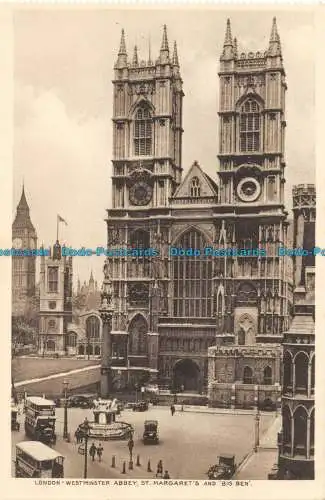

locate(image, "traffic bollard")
[[136, 454, 141, 466], [111, 455, 116, 468], [129, 460, 133, 471], [122, 461, 126, 474], [147, 459, 152, 472]]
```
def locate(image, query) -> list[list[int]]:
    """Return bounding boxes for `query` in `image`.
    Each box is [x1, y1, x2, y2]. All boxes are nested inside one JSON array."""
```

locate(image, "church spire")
[[132, 45, 139, 66], [115, 29, 128, 68], [268, 17, 282, 57], [159, 24, 170, 64], [220, 19, 234, 60]]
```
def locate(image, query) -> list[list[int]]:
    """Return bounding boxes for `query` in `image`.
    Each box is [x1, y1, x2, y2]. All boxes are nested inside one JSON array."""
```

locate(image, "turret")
[[266, 17, 283, 68], [132, 45, 139, 67], [220, 19, 234, 61], [158, 24, 170, 64], [114, 29, 128, 69]]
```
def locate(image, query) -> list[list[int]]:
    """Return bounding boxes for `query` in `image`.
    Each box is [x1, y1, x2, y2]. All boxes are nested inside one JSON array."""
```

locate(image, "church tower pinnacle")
[[268, 17, 282, 58], [220, 18, 234, 61], [115, 29, 128, 69], [159, 24, 170, 64]]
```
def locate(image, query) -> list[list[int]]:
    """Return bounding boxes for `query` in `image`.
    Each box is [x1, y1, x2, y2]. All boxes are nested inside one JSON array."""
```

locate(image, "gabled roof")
[[172, 161, 218, 201]]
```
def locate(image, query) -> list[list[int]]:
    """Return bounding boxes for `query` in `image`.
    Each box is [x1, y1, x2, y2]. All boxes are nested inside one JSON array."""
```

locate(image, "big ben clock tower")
[[12, 185, 37, 316]]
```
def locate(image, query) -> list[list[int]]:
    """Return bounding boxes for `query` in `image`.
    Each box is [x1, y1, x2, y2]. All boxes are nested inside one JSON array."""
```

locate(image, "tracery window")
[[190, 177, 201, 197], [128, 314, 148, 355], [134, 106, 152, 156], [263, 366, 272, 385], [48, 267, 58, 293], [239, 99, 261, 152], [86, 316, 100, 339], [243, 366, 253, 384], [173, 230, 213, 317]]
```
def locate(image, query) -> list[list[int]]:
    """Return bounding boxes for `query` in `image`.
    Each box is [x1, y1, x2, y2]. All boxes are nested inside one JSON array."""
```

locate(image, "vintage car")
[[133, 401, 149, 412], [68, 394, 96, 409], [143, 420, 159, 444], [11, 407, 20, 431], [207, 454, 236, 480]]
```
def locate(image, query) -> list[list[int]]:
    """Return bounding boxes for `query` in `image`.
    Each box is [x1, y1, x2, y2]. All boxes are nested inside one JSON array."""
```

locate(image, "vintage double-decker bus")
[[15, 441, 64, 478], [24, 397, 57, 445]]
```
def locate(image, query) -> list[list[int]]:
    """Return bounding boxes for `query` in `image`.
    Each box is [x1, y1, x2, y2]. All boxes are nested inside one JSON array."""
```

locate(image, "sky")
[[13, 8, 315, 287]]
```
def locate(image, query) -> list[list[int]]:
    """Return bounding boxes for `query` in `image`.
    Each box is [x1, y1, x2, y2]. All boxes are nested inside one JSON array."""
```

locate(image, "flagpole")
[[56, 215, 59, 242]]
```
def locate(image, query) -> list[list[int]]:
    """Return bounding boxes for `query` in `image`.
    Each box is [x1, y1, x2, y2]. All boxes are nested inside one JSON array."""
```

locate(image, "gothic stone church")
[[102, 19, 292, 406]]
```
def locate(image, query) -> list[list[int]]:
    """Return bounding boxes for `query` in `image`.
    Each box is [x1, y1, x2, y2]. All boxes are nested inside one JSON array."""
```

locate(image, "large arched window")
[[294, 352, 308, 395], [66, 332, 77, 347], [128, 314, 148, 355], [173, 229, 213, 317], [293, 406, 308, 457], [243, 366, 253, 384], [190, 177, 201, 197], [283, 351, 293, 393], [282, 406, 292, 454], [263, 366, 272, 385], [86, 316, 100, 339], [239, 99, 261, 152], [134, 106, 152, 156]]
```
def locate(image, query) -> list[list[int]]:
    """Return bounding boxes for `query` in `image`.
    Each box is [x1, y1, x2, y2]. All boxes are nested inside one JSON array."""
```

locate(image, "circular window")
[[237, 177, 261, 202], [49, 301, 56, 310]]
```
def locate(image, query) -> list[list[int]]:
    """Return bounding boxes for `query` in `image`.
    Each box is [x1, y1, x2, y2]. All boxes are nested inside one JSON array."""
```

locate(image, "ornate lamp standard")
[[63, 379, 69, 440], [254, 409, 260, 452], [81, 417, 90, 478], [99, 261, 114, 398]]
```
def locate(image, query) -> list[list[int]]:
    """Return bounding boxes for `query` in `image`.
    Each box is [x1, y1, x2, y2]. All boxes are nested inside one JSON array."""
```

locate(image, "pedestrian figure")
[[170, 404, 175, 416], [128, 437, 134, 457], [181, 384, 185, 393], [97, 443, 103, 462], [74, 428, 79, 443], [89, 442, 97, 462], [156, 460, 163, 478], [163, 470, 170, 479]]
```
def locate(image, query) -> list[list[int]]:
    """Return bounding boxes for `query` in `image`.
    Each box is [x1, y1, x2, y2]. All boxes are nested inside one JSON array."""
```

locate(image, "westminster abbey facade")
[[102, 19, 293, 404]]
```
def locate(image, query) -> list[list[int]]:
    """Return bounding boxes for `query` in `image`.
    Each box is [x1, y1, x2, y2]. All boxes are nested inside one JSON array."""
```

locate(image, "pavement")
[[233, 414, 281, 480], [12, 405, 275, 479]]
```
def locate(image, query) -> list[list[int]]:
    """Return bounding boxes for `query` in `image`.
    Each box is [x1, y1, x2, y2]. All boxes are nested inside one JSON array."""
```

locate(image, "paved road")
[[12, 406, 275, 479]]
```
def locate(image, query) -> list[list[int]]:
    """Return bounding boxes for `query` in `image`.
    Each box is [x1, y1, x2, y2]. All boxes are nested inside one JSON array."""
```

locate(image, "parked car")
[[68, 394, 96, 409], [133, 401, 149, 412], [207, 454, 236, 480]]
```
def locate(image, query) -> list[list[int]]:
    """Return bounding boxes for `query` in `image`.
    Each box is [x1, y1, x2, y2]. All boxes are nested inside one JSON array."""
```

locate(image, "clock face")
[[237, 177, 261, 202], [129, 181, 153, 206], [12, 238, 22, 249]]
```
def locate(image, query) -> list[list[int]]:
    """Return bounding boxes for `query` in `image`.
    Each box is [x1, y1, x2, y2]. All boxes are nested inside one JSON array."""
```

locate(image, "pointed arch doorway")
[[173, 359, 200, 393]]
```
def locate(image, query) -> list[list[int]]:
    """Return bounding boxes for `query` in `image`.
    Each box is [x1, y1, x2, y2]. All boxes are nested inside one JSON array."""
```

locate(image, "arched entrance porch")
[[173, 359, 201, 393]]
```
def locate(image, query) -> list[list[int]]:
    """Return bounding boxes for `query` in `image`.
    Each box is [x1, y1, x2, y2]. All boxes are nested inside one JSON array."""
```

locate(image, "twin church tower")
[[103, 17, 291, 403]]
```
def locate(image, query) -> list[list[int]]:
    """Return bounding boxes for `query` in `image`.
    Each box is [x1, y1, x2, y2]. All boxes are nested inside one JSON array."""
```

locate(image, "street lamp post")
[[254, 409, 260, 452], [63, 379, 69, 440], [82, 418, 90, 479]]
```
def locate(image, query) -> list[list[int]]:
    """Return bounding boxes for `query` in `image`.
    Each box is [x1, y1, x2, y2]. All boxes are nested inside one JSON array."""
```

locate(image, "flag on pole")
[[58, 214, 68, 225]]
